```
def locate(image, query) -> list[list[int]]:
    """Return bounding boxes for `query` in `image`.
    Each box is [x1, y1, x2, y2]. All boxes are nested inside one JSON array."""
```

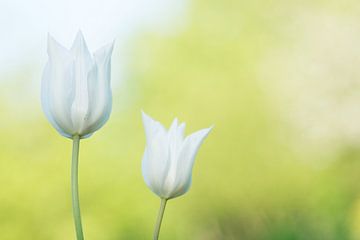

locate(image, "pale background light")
[[2, 0, 360, 239], [0, 0, 188, 76]]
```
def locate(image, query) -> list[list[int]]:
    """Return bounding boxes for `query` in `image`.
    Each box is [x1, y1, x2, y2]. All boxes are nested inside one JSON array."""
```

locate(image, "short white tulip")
[[41, 31, 114, 138], [141, 112, 212, 199]]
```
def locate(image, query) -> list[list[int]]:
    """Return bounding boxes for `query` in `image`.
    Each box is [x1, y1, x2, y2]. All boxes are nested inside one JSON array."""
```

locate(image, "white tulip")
[[141, 112, 212, 200], [41, 31, 114, 138]]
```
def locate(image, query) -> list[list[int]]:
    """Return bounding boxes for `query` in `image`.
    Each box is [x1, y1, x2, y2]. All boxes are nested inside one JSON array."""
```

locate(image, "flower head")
[[41, 31, 114, 138], [141, 112, 212, 199]]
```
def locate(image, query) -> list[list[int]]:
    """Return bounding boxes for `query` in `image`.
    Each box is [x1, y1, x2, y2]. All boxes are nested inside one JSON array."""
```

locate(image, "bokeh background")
[[1, 0, 360, 239]]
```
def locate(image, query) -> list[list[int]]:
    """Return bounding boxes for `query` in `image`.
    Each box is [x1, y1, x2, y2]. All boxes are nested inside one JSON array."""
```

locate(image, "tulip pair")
[[41, 32, 212, 240]]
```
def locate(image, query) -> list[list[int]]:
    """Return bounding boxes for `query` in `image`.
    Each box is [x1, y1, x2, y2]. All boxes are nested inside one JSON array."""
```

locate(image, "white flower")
[[41, 31, 114, 138], [141, 112, 212, 199]]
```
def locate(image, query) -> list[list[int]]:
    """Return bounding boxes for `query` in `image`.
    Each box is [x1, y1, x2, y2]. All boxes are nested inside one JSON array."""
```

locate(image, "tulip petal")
[[94, 41, 114, 66], [141, 112, 212, 199], [142, 130, 171, 197], [168, 118, 180, 158], [82, 42, 114, 133], [141, 111, 166, 142], [169, 119, 186, 150], [161, 119, 188, 197], [42, 32, 114, 138], [70, 31, 94, 133], [43, 34, 76, 137], [47, 34, 71, 62], [41, 62, 73, 138], [141, 113, 174, 197], [70, 31, 92, 63], [177, 122, 186, 140], [170, 126, 212, 198]]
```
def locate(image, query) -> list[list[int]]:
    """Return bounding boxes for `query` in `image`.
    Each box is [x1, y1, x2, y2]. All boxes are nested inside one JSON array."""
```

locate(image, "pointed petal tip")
[[141, 110, 148, 118], [94, 40, 115, 62], [141, 110, 153, 124], [47, 33, 57, 46], [47, 32, 53, 41], [71, 30, 89, 52], [179, 121, 186, 129], [75, 30, 85, 40], [169, 117, 179, 130], [46, 33, 68, 56], [204, 125, 214, 136], [110, 39, 116, 48], [106, 40, 116, 52], [105, 40, 115, 53], [47, 34, 54, 52], [174, 117, 179, 123], [193, 125, 213, 139]]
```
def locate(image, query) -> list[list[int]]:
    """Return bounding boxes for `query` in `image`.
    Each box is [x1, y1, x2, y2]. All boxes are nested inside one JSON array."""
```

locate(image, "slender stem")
[[71, 135, 84, 240], [153, 198, 168, 240]]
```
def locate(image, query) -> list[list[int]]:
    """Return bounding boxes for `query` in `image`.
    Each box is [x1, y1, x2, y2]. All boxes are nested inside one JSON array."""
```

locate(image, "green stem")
[[153, 198, 167, 240], [71, 135, 84, 240]]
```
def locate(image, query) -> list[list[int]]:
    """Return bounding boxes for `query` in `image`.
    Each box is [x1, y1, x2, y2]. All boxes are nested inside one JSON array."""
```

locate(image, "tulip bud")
[[141, 112, 212, 199], [41, 31, 114, 138]]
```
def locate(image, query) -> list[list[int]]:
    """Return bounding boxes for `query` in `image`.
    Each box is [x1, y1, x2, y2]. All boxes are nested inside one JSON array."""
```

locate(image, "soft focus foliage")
[[1, 0, 360, 239]]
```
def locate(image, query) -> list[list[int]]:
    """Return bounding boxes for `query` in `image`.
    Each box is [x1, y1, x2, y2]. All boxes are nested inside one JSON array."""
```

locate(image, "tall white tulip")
[[141, 112, 212, 240], [41, 31, 114, 139], [41, 31, 114, 240]]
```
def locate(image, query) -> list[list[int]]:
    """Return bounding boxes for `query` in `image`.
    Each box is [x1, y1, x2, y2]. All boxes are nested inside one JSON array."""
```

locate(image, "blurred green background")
[[1, 0, 360, 239]]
